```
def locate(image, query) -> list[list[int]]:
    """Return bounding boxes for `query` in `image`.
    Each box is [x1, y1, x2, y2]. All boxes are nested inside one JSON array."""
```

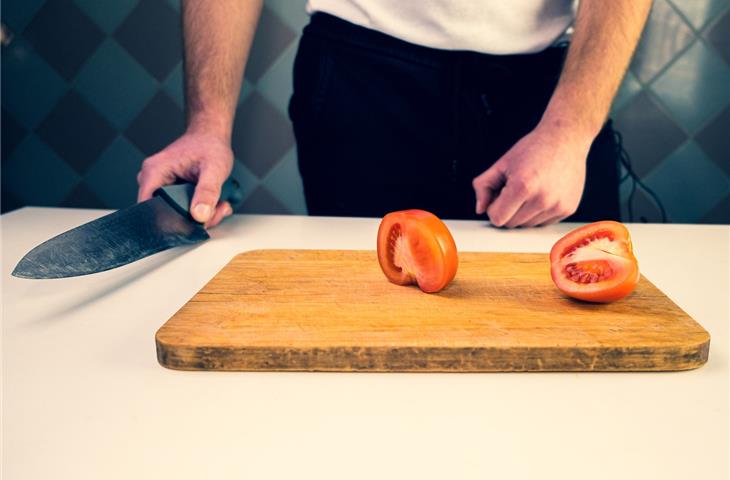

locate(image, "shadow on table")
[[21, 243, 202, 325]]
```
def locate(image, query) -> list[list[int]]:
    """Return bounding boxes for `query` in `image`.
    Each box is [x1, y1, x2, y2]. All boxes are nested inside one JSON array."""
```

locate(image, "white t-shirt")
[[306, 0, 576, 54]]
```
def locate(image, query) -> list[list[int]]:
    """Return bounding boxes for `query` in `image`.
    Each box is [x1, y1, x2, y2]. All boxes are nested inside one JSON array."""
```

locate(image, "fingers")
[[190, 163, 228, 223], [504, 198, 547, 228], [472, 163, 506, 214], [521, 206, 572, 227], [522, 210, 560, 228], [485, 174, 579, 228], [486, 178, 532, 227], [500, 197, 575, 228], [205, 201, 233, 229], [137, 154, 176, 202]]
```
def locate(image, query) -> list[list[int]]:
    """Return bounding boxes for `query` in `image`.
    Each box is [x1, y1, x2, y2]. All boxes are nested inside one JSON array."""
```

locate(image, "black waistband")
[[306, 12, 568, 73]]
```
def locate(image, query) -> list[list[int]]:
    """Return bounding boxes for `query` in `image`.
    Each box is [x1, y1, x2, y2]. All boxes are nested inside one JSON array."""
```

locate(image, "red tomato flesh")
[[550, 221, 640, 303], [377, 210, 458, 293]]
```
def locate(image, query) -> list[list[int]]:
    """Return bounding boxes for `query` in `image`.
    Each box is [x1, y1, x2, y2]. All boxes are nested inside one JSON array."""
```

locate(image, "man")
[[136, 0, 652, 228]]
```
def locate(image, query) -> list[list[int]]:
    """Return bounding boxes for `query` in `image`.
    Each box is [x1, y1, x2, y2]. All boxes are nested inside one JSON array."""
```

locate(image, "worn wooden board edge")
[[156, 340, 710, 372], [155, 249, 711, 373]]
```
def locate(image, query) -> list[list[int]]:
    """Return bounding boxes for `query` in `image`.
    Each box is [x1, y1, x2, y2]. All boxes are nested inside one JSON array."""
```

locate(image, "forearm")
[[541, 0, 652, 141], [182, 0, 263, 140]]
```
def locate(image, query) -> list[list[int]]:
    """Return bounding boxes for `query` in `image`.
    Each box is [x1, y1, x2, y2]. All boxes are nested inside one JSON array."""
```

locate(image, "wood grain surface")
[[155, 250, 710, 372]]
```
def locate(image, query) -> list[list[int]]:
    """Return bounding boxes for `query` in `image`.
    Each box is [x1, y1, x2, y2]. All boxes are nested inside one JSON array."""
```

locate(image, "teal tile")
[[1, 39, 67, 129], [239, 79, 255, 104], [230, 160, 261, 209], [2, 135, 80, 205], [619, 168, 635, 203], [75, 38, 159, 130], [618, 171, 666, 222], [695, 104, 730, 175], [611, 71, 643, 114], [613, 92, 687, 176], [238, 185, 290, 214], [1, 0, 45, 31], [701, 193, 730, 223], [261, 147, 307, 214], [245, 6, 297, 82], [631, 0, 695, 83], [1, 188, 24, 213], [256, 41, 298, 114], [651, 41, 730, 133], [644, 141, 730, 222], [620, 188, 666, 223], [706, 7, 730, 65], [163, 63, 184, 107], [164, 0, 181, 12], [266, 0, 309, 31], [84, 135, 146, 208], [668, 0, 729, 30], [74, 0, 140, 34], [61, 181, 106, 208]]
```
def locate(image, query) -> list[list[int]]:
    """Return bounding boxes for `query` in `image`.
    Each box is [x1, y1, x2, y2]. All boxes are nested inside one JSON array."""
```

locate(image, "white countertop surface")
[[2, 207, 729, 480]]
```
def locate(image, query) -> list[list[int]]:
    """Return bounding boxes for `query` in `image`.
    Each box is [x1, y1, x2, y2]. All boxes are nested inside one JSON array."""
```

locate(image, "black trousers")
[[289, 13, 621, 221]]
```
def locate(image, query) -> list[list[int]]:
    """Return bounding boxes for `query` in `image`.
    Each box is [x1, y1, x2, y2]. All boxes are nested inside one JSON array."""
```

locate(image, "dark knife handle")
[[154, 177, 242, 222]]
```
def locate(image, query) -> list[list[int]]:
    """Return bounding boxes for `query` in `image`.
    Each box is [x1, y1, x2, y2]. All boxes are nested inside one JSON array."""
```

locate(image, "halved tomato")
[[550, 221, 639, 303], [377, 210, 458, 293]]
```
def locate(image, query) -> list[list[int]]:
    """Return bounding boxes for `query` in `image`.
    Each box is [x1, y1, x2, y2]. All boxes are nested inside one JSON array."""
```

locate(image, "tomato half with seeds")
[[550, 221, 640, 303], [377, 210, 458, 293]]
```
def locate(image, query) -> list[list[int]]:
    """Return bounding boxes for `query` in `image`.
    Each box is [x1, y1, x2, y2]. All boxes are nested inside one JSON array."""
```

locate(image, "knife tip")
[[11, 260, 41, 279], [11, 267, 31, 279]]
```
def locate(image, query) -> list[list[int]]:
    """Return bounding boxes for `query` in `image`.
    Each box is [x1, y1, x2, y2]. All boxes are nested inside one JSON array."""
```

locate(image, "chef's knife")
[[12, 178, 242, 279]]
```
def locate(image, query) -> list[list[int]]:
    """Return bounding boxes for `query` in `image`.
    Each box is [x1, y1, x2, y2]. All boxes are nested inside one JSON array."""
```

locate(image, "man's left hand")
[[472, 124, 592, 228]]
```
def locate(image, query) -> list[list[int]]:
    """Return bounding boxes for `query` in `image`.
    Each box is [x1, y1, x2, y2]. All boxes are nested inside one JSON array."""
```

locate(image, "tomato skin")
[[377, 210, 458, 293], [550, 221, 639, 303]]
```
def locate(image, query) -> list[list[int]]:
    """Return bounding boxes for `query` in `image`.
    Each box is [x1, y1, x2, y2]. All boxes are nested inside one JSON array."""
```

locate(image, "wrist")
[[539, 87, 609, 143], [536, 112, 597, 151], [186, 108, 233, 142]]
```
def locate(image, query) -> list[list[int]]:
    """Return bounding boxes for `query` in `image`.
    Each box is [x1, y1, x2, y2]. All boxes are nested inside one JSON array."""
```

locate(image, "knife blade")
[[12, 178, 241, 279]]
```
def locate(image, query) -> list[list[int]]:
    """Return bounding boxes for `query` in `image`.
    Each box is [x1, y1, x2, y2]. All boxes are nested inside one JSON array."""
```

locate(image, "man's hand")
[[135, 0, 262, 228], [472, 0, 651, 228], [472, 124, 591, 228], [137, 129, 234, 228]]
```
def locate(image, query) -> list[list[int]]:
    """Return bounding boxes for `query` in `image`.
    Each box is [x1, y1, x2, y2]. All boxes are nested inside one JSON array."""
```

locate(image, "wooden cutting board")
[[156, 250, 710, 372]]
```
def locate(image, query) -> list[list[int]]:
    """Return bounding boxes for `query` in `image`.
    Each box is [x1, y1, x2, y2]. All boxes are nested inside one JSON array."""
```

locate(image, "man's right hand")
[[137, 0, 261, 227], [136, 129, 234, 228]]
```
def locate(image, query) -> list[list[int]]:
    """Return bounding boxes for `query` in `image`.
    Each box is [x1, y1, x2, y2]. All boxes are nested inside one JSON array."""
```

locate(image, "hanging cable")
[[614, 130, 668, 223]]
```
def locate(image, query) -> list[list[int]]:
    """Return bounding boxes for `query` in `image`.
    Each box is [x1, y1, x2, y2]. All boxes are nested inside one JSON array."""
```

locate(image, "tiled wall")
[[2, 0, 729, 223]]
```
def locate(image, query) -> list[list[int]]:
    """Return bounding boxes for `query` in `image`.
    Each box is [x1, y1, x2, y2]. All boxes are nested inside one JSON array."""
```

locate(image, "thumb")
[[472, 161, 506, 214], [190, 166, 226, 223]]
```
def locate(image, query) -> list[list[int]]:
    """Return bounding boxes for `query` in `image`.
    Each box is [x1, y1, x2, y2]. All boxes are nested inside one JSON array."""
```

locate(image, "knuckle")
[[512, 178, 534, 196], [511, 182, 527, 196], [533, 194, 550, 210]]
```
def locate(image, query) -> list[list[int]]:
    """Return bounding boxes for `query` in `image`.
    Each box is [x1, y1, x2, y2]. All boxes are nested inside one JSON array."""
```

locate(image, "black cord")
[[614, 130, 668, 223], [627, 165, 637, 222]]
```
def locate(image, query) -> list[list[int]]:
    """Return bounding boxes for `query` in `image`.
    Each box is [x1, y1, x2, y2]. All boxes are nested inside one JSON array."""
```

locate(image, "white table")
[[2, 208, 728, 480]]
